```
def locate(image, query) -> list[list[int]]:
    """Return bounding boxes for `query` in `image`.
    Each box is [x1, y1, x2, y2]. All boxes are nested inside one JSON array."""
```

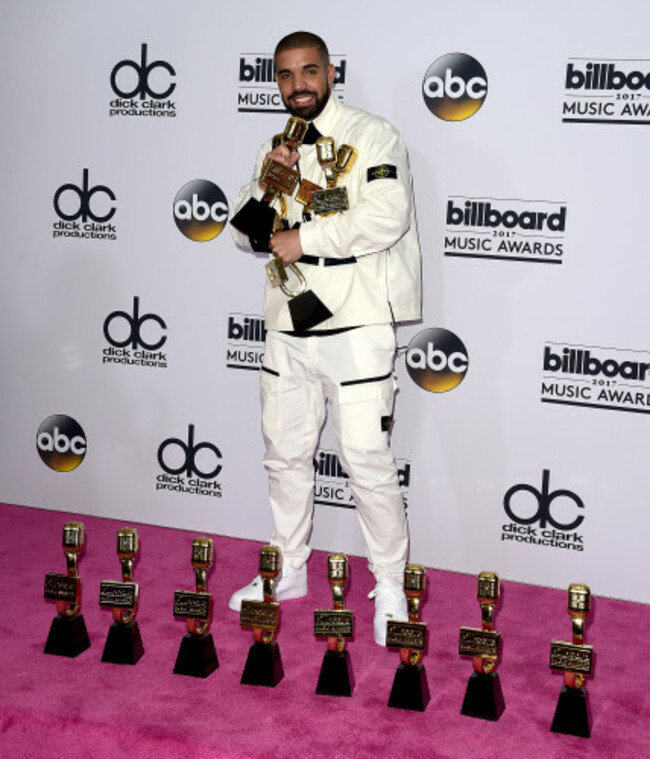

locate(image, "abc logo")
[[37, 415, 87, 472], [53, 169, 116, 223], [158, 425, 222, 478], [406, 328, 469, 392], [174, 180, 229, 242], [111, 43, 176, 100], [422, 53, 488, 121], [103, 297, 167, 350]]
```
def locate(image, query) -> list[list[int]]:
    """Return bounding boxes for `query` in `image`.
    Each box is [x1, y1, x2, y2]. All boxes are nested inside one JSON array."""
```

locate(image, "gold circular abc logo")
[[422, 53, 488, 121], [37, 415, 87, 472], [406, 328, 469, 392], [173, 180, 229, 241]]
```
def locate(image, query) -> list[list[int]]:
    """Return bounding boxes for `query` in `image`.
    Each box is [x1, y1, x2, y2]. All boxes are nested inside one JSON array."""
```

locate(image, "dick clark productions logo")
[[422, 53, 488, 121]]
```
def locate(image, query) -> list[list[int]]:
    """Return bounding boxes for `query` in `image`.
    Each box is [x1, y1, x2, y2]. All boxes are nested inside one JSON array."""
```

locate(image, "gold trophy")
[[459, 571, 505, 720], [311, 138, 357, 216], [99, 527, 144, 664], [314, 553, 355, 696], [387, 564, 430, 711], [239, 545, 284, 686], [550, 583, 594, 737], [173, 537, 218, 678], [44, 521, 90, 657]]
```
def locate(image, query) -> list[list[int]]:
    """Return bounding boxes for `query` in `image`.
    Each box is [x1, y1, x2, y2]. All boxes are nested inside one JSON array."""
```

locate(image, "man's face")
[[275, 46, 335, 120]]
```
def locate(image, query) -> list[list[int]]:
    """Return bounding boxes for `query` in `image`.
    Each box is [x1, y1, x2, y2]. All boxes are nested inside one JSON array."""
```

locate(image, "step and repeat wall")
[[3, 1, 649, 603]]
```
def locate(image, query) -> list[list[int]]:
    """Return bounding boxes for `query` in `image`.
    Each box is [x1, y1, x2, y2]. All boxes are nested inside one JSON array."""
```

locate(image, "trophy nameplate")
[[459, 627, 501, 658], [240, 599, 280, 631], [314, 609, 354, 638], [174, 591, 211, 620], [550, 641, 594, 675], [296, 179, 322, 209], [99, 581, 138, 608], [44, 574, 79, 602], [386, 620, 427, 651], [260, 158, 300, 197], [312, 187, 350, 216]]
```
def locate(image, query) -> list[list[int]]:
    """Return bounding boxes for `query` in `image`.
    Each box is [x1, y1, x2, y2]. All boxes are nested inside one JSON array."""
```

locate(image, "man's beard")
[[284, 87, 330, 120]]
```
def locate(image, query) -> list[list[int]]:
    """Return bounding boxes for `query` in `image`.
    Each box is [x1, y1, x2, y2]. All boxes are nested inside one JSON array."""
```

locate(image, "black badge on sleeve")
[[367, 164, 398, 182]]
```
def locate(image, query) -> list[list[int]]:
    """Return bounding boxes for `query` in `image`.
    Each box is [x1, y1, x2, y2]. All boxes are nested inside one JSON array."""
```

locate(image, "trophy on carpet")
[[239, 545, 284, 687], [99, 527, 144, 665], [313, 553, 355, 696], [387, 564, 430, 711], [173, 537, 218, 678], [44, 521, 91, 657], [458, 571, 505, 720], [230, 116, 334, 331], [549, 583, 594, 738]]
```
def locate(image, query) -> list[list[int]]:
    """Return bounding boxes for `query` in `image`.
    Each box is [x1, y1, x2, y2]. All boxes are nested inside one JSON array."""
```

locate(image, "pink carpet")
[[1, 502, 648, 758]]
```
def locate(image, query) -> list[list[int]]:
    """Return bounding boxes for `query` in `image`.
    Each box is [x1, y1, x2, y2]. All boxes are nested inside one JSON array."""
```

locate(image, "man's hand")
[[269, 229, 303, 265]]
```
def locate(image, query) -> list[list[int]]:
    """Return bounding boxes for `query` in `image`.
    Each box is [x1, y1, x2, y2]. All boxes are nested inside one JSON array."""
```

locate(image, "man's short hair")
[[274, 31, 330, 67]]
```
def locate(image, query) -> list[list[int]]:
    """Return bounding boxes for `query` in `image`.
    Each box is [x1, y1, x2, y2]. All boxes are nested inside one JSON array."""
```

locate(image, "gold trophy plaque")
[[387, 564, 430, 711], [239, 545, 284, 686], [173, 537, 219, 678], [311, 139, 357, 216], [44, 522, 90, 657], [459, 571, 505, 720], [550, 583, 594, 738], [314, 553, 355, 696], [99, 528, 144, 665]]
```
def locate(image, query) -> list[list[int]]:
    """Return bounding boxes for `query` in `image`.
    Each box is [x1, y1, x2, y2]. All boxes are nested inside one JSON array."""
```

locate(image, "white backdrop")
[[2, 1, 649, 603]]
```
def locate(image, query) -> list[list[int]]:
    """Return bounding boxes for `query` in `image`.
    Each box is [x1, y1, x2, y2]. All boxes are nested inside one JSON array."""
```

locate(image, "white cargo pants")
[[259, 324, 408, 578]]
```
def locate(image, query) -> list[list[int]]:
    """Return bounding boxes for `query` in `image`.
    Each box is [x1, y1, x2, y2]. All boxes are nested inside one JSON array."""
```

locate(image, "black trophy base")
[[388, 662, 431, 712], [44, 613, 90, 658], [173, 633, 219, 678], [241, 641, 284, 687], [316, 649, 354, 697], [101, 621, 144, 665], [460, 671, 505, 721], [551, 684, 591, 738], [288, 290, 333, 331]]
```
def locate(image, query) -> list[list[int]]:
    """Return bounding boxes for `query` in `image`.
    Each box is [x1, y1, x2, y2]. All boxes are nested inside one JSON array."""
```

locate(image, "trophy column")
[[459, 571, 505, 720], [387, 564, 430, 711], [44, 522, 91, 657], [550, 583, 594, 738], [99, 528, 144, 665], [314, 553, 355, 697], [173, 537, 219, 678], [239, 546, 284, 687]]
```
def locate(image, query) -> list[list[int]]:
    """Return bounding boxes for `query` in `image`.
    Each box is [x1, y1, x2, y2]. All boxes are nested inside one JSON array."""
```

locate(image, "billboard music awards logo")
[[156, 424, 223, 498], [237, 53, 347, 113], [226, 313, 266, 370], [406, 328, 469, 392], [501, 470, 585, 553], [109, 43, 177, 118], [563, 58, 650, 124], [422, 53, 488, 121], [52, 169, 117, 240], [173, 180, 229, 241], [444, 196, 567, 264], [37, 415, 87, 472], [540, 341, 650, 414], [102, 297, 168, 368], [314, 449, 411, 509]]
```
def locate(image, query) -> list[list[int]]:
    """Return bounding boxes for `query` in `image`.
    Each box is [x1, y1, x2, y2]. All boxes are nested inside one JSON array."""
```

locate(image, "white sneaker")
[[228, 563, 308, 611], [368, 576, 408, 646]]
